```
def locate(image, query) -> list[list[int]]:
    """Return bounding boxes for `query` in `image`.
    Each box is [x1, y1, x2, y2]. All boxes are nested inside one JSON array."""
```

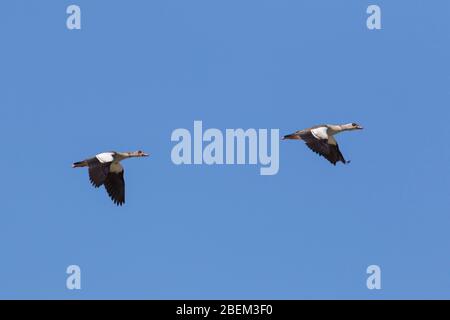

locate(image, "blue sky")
[[1, 0, 450, 299]]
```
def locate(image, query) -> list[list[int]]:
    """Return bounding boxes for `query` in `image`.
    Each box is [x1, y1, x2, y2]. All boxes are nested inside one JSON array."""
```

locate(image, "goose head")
[[128, 150, 149, 157]]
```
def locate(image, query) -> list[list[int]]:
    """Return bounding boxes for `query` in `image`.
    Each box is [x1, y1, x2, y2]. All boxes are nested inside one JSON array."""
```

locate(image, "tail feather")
[[282, 133, 301, 140], [72, 160, 88, 168]]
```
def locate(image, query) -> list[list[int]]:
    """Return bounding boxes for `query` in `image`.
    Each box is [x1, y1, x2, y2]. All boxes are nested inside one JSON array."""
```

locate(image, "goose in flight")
[[72, 150, 149, 206], [283, 123, 363, 165]]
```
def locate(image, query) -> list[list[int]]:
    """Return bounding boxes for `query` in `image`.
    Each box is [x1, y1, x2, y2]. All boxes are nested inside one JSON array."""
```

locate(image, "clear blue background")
[[1, 0, 449, 299]]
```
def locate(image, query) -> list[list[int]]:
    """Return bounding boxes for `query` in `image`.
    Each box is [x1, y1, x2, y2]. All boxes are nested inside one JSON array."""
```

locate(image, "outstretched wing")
[[87, 158, 111, 187], [104, 166, 125, 206], [299, 131, 347, 165]]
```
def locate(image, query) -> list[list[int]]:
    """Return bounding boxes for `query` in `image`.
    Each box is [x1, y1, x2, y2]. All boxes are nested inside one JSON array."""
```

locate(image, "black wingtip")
[[116, 199, 125, 206]]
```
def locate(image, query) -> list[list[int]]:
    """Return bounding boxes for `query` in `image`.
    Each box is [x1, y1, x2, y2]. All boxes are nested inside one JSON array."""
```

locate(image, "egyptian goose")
[[72, 150, 149, 205], [283, 123, 363, 165]]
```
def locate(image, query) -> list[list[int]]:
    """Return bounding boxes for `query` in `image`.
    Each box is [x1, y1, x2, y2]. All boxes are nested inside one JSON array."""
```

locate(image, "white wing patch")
[[311, 127, 329, 140], [109, 162, 123, 173], [96, 152, 115, 163]]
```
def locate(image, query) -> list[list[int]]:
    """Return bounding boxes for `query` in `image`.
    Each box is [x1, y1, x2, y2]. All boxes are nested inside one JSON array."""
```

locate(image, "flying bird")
[[72, 150, 149, 205], [283, 123, 363, 165]]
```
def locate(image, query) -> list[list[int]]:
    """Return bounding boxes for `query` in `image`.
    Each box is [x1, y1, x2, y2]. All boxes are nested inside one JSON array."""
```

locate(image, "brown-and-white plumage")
[[72, 150, 149, 206], [283, 123, 363, 165]]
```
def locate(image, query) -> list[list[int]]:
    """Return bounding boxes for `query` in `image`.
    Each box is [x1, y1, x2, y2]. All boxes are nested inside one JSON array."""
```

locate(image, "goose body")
[[283, 123, 363, 165], [73, 150, 149, 206]]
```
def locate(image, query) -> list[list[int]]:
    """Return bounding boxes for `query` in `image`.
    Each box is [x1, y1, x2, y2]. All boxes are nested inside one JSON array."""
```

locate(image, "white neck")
[[115, 152, 132, 161]]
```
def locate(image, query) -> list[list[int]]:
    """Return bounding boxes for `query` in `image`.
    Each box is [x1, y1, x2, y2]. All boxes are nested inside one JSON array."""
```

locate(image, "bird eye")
[[352, 123, 357, 127]]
